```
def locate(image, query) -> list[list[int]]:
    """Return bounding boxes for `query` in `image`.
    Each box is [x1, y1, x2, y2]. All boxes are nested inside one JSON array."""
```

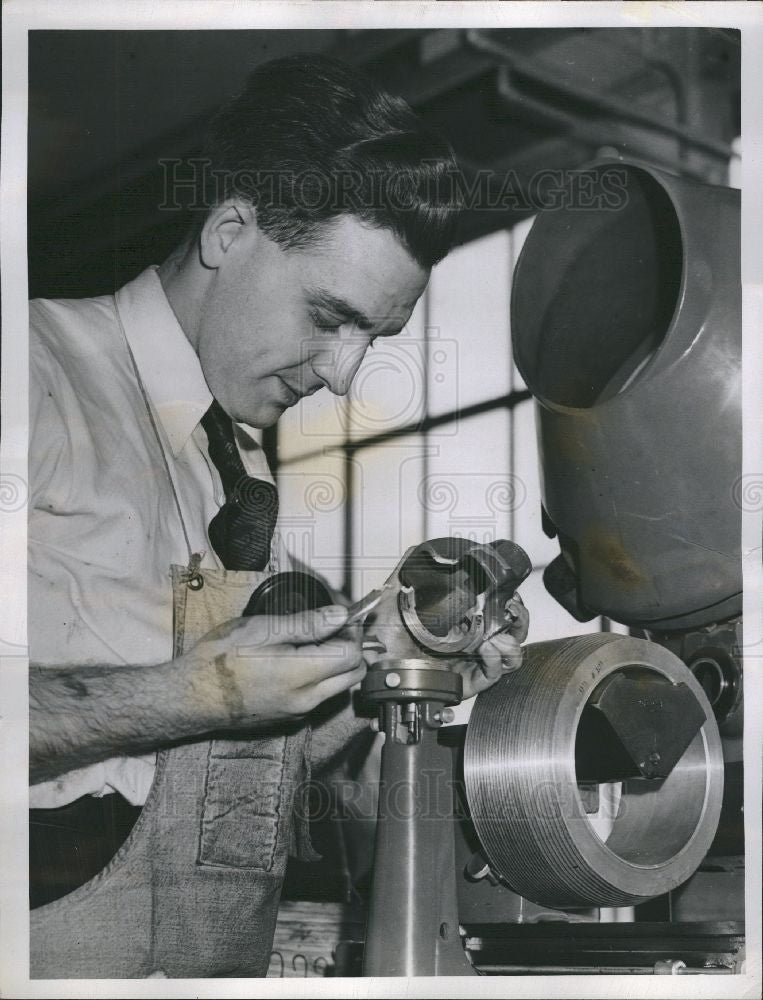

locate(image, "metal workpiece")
[[397, 537, 531, 655], [464, 635, 724, 909], [511, 161, 741, 630]]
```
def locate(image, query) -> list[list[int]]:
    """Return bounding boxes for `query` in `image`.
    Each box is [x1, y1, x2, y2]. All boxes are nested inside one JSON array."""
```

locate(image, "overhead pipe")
[[466, 29, 732, 162]]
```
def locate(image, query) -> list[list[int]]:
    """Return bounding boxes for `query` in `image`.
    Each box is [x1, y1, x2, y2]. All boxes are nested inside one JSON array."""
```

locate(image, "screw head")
[[440, 708, 455, 724], [385, 671, 402, 689]]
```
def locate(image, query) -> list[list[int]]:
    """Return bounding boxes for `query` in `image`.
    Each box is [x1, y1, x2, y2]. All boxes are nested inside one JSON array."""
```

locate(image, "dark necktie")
[[200, 400, 279, 571]]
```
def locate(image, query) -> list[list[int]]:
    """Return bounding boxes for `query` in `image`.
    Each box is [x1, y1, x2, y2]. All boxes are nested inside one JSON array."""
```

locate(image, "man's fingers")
[[279, 605, 351, 644], [480, 633, 523, 675], [478, 641, 504, 680], [310, 661, 367, 706], [237, 605, 350, 647], [504, 594, 530, 643], [292, 638, 364, 681]]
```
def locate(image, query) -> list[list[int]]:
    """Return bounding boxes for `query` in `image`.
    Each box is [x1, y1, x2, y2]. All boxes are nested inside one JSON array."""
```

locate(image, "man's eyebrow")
[[306, 289, 374, 331]]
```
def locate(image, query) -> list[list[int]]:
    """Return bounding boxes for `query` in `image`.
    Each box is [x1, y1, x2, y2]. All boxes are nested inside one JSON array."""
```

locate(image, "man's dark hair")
[[197, 54, 462, 268]]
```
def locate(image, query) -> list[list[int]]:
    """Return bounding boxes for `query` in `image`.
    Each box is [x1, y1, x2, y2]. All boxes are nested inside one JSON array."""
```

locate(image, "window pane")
[[512, 398, 561, 567], [606, 618, 631, 635], [277, 388, 348, 463], [427, 230, 512, 416], [424, 410, 512, 545], [521, 567, 598, 643], [350, 435, 426, 598], [277, 451, 346, 593]]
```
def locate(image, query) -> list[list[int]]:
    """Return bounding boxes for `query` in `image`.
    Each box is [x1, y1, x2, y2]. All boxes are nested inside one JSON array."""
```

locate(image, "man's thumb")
[[281, 604, 349, 645]]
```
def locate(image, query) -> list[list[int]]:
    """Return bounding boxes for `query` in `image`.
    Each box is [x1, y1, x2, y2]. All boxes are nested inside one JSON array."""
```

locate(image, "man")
[[28, 54, 528, 977]]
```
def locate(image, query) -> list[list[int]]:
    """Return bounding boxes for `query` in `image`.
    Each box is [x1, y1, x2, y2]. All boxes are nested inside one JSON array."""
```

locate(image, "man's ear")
[[198, 199, 257, 269]]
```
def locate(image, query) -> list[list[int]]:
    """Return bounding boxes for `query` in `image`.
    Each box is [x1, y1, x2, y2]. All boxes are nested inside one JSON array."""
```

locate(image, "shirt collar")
[[115, 265, 213, 456]]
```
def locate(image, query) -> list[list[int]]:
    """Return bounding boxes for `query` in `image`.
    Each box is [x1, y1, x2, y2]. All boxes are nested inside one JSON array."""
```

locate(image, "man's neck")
[[157, 246, 204, 353]]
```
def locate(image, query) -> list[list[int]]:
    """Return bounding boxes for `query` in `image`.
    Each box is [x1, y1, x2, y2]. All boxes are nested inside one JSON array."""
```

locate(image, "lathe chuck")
[[464, 635, 724, 908]]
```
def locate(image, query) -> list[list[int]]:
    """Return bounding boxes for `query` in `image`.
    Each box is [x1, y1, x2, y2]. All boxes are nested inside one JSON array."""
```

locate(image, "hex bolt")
[[385, 671, 402, 689]]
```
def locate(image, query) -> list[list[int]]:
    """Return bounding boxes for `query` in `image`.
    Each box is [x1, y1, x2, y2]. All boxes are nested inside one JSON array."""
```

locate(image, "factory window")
[[276, 221, 619, 646]]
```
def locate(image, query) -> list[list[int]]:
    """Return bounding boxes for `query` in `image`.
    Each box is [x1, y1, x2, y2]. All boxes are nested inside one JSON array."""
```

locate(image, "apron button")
[[187, 573, 204, 591]]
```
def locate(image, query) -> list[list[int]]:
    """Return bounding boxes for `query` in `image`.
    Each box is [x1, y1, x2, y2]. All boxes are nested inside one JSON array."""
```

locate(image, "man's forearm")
[[29, 660, 218, 783]]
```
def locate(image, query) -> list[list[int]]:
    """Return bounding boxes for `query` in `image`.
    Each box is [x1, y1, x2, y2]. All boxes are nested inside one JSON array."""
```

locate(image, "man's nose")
[[318, 339, 371, 397]]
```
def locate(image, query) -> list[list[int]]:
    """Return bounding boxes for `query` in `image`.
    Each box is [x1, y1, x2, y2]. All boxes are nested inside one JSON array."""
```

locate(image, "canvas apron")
[[31, 561, 318, 979]]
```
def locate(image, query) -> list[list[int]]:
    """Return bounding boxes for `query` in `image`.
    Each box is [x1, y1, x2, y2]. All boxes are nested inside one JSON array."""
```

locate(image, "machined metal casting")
[[397, 537, 532, 654]]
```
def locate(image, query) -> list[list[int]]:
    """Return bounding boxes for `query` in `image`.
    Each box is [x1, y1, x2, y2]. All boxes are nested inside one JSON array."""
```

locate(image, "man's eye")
[[310, 311, 341, 333]]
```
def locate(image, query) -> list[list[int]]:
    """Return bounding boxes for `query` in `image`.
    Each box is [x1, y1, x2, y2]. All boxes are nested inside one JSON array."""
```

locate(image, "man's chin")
[[238, 399, 291, 429]]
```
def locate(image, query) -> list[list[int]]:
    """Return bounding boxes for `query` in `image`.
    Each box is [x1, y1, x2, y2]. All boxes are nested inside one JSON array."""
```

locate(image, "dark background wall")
[[28, 27, 740, 300]]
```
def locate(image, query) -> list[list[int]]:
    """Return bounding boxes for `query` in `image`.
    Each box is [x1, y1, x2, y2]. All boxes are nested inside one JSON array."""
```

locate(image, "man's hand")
[[459, 593, 529, 699], [30, 606, 364, 783], [181, 605, 365, 730], [364, 589, 529, 700]]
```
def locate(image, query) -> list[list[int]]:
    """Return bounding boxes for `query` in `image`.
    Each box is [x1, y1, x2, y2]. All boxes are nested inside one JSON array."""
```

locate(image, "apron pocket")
[[198, 737, 289, 872]]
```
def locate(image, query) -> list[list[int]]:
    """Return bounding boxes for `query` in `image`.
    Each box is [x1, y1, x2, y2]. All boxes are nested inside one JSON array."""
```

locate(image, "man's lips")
[[276, 376, 299, 405], [276, 375, 324, 404]]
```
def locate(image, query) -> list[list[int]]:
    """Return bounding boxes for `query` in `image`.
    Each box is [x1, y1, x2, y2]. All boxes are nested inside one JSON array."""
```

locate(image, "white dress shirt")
[[29, 265, 288, 808]]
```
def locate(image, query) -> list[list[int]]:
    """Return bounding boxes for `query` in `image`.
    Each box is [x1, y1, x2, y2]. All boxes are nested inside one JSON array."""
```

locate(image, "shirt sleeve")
[[29, 302, 71, 512]]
